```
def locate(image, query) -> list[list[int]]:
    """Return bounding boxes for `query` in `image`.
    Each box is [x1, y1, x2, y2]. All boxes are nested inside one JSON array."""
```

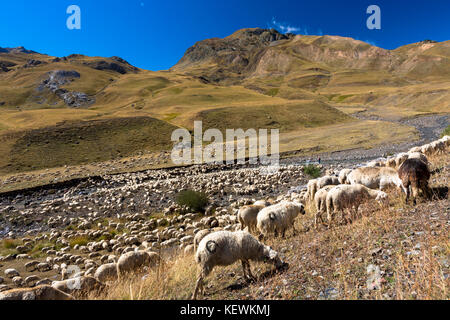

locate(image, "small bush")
[[69, 236, 89, 248], [176, 190, 209, 213], [2, 239, 21, 250], [266, 88, 279, 97], [441, 125, 450, 138], [304, 164, 321, 178]]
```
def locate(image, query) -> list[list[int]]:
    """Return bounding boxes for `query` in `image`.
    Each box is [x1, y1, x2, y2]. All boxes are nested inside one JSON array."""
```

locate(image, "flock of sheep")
[[0, 135, 448, 300], [191, 134, 448, 299]]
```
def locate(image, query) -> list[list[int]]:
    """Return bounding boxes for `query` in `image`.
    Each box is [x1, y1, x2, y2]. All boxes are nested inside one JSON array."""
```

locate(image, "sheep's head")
[[294, 202, 306, 215], [376, 191, 388, 205], [262, 246, 284, 269]]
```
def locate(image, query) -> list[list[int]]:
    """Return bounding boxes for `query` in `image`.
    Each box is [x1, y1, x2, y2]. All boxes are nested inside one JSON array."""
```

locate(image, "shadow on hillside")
[[430, 186, 448, 200], [223, 263, 290, 292]]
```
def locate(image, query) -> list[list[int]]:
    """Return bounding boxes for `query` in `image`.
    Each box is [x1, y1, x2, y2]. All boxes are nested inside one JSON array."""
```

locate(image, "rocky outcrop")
[[24, 59, 46, 68], [38, 70, 95, 108], [0, 46, 36, 54], [83, 57, 138, 74], [171, 28, 295, 83], [0, 60, 16, 72]]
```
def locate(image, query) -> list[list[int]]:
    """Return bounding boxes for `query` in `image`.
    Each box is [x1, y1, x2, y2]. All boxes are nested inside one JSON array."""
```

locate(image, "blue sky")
[[0, 0, 449, 70]]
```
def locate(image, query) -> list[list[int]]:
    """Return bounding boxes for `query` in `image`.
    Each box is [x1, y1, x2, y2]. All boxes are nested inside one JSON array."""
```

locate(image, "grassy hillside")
[[0, 117, 178, 174]]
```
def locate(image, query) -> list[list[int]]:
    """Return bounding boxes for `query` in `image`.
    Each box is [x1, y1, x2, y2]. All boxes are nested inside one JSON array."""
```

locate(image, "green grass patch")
[[163, 113, 180, 122], [69, 236, 90, 248], [176, 190, 209, 213], [336, 94, 354, 102], [0, 239, 21, 255], [265, 88, 279, 97], [304, 164, 321, 178]]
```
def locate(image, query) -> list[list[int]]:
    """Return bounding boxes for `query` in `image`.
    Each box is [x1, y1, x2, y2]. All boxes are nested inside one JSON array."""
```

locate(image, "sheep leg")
[[245, 261, 256, 281], [422, 182, 432, 200], [412, 185, 419, 205], [405, 184, 411, 204], [292, 224, 298, 236], [241, 260, 248, 279], [192, 276, 203, 300], [242, 260, 255, 281], [345, 209, 352, 224], [327, 211, 334, 228], [314, 212, 318, 229]]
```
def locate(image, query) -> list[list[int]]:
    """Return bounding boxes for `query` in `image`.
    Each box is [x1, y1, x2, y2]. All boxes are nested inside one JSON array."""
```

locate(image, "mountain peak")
[[0, 46, 36, 54]]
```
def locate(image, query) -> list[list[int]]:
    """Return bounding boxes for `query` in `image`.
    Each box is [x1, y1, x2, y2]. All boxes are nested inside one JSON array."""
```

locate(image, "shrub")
[[441, 125, 450, 138], [69, 236, 89, 248], [176, 190, 209, 213], [304, 164, 321, 178], [2, 239, 20, 249]]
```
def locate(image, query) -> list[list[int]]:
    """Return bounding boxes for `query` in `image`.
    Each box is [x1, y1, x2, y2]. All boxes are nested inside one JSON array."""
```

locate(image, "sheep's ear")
[[206, 241, 217, 253]]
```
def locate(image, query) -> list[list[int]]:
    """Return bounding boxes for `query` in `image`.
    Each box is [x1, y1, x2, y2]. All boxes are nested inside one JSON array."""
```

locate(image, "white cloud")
[[364, 40, 377, 47], [268, 18, 324, 36], [269, 18, 300, 34]]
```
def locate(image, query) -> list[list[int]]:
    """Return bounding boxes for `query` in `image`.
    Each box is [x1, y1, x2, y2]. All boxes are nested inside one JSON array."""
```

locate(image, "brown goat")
[[398, 158, 431, 205]]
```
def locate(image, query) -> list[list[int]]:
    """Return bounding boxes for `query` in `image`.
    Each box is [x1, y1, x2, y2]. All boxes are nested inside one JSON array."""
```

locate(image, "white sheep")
[[0, 285, 74, 301], [192, 230, 284, 300], [440, 135, 449, 147], [408, 146, 422, 153], [116, 251, 160, 278], [406, 152, 428, 165], [366, 159, 385, 167], [253, 200, 271, 207], [347, 167, 403, 192], [316, 175, 340, 189], [256, 201, 306, 238], [52, 276, 105, 297], [306, 179, 319, 202], [326, 184, 388, 225], [94, 263, 118, 283], [420, 144, 434, 156], [385, 157, 397, 169], [395, 153, 409, 168], [237, 204, 267, 234], [430, 140, 445, 154], [313, 185, 335, 228], [338, 169, 353, 184], [194, 230, 211, 252]]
